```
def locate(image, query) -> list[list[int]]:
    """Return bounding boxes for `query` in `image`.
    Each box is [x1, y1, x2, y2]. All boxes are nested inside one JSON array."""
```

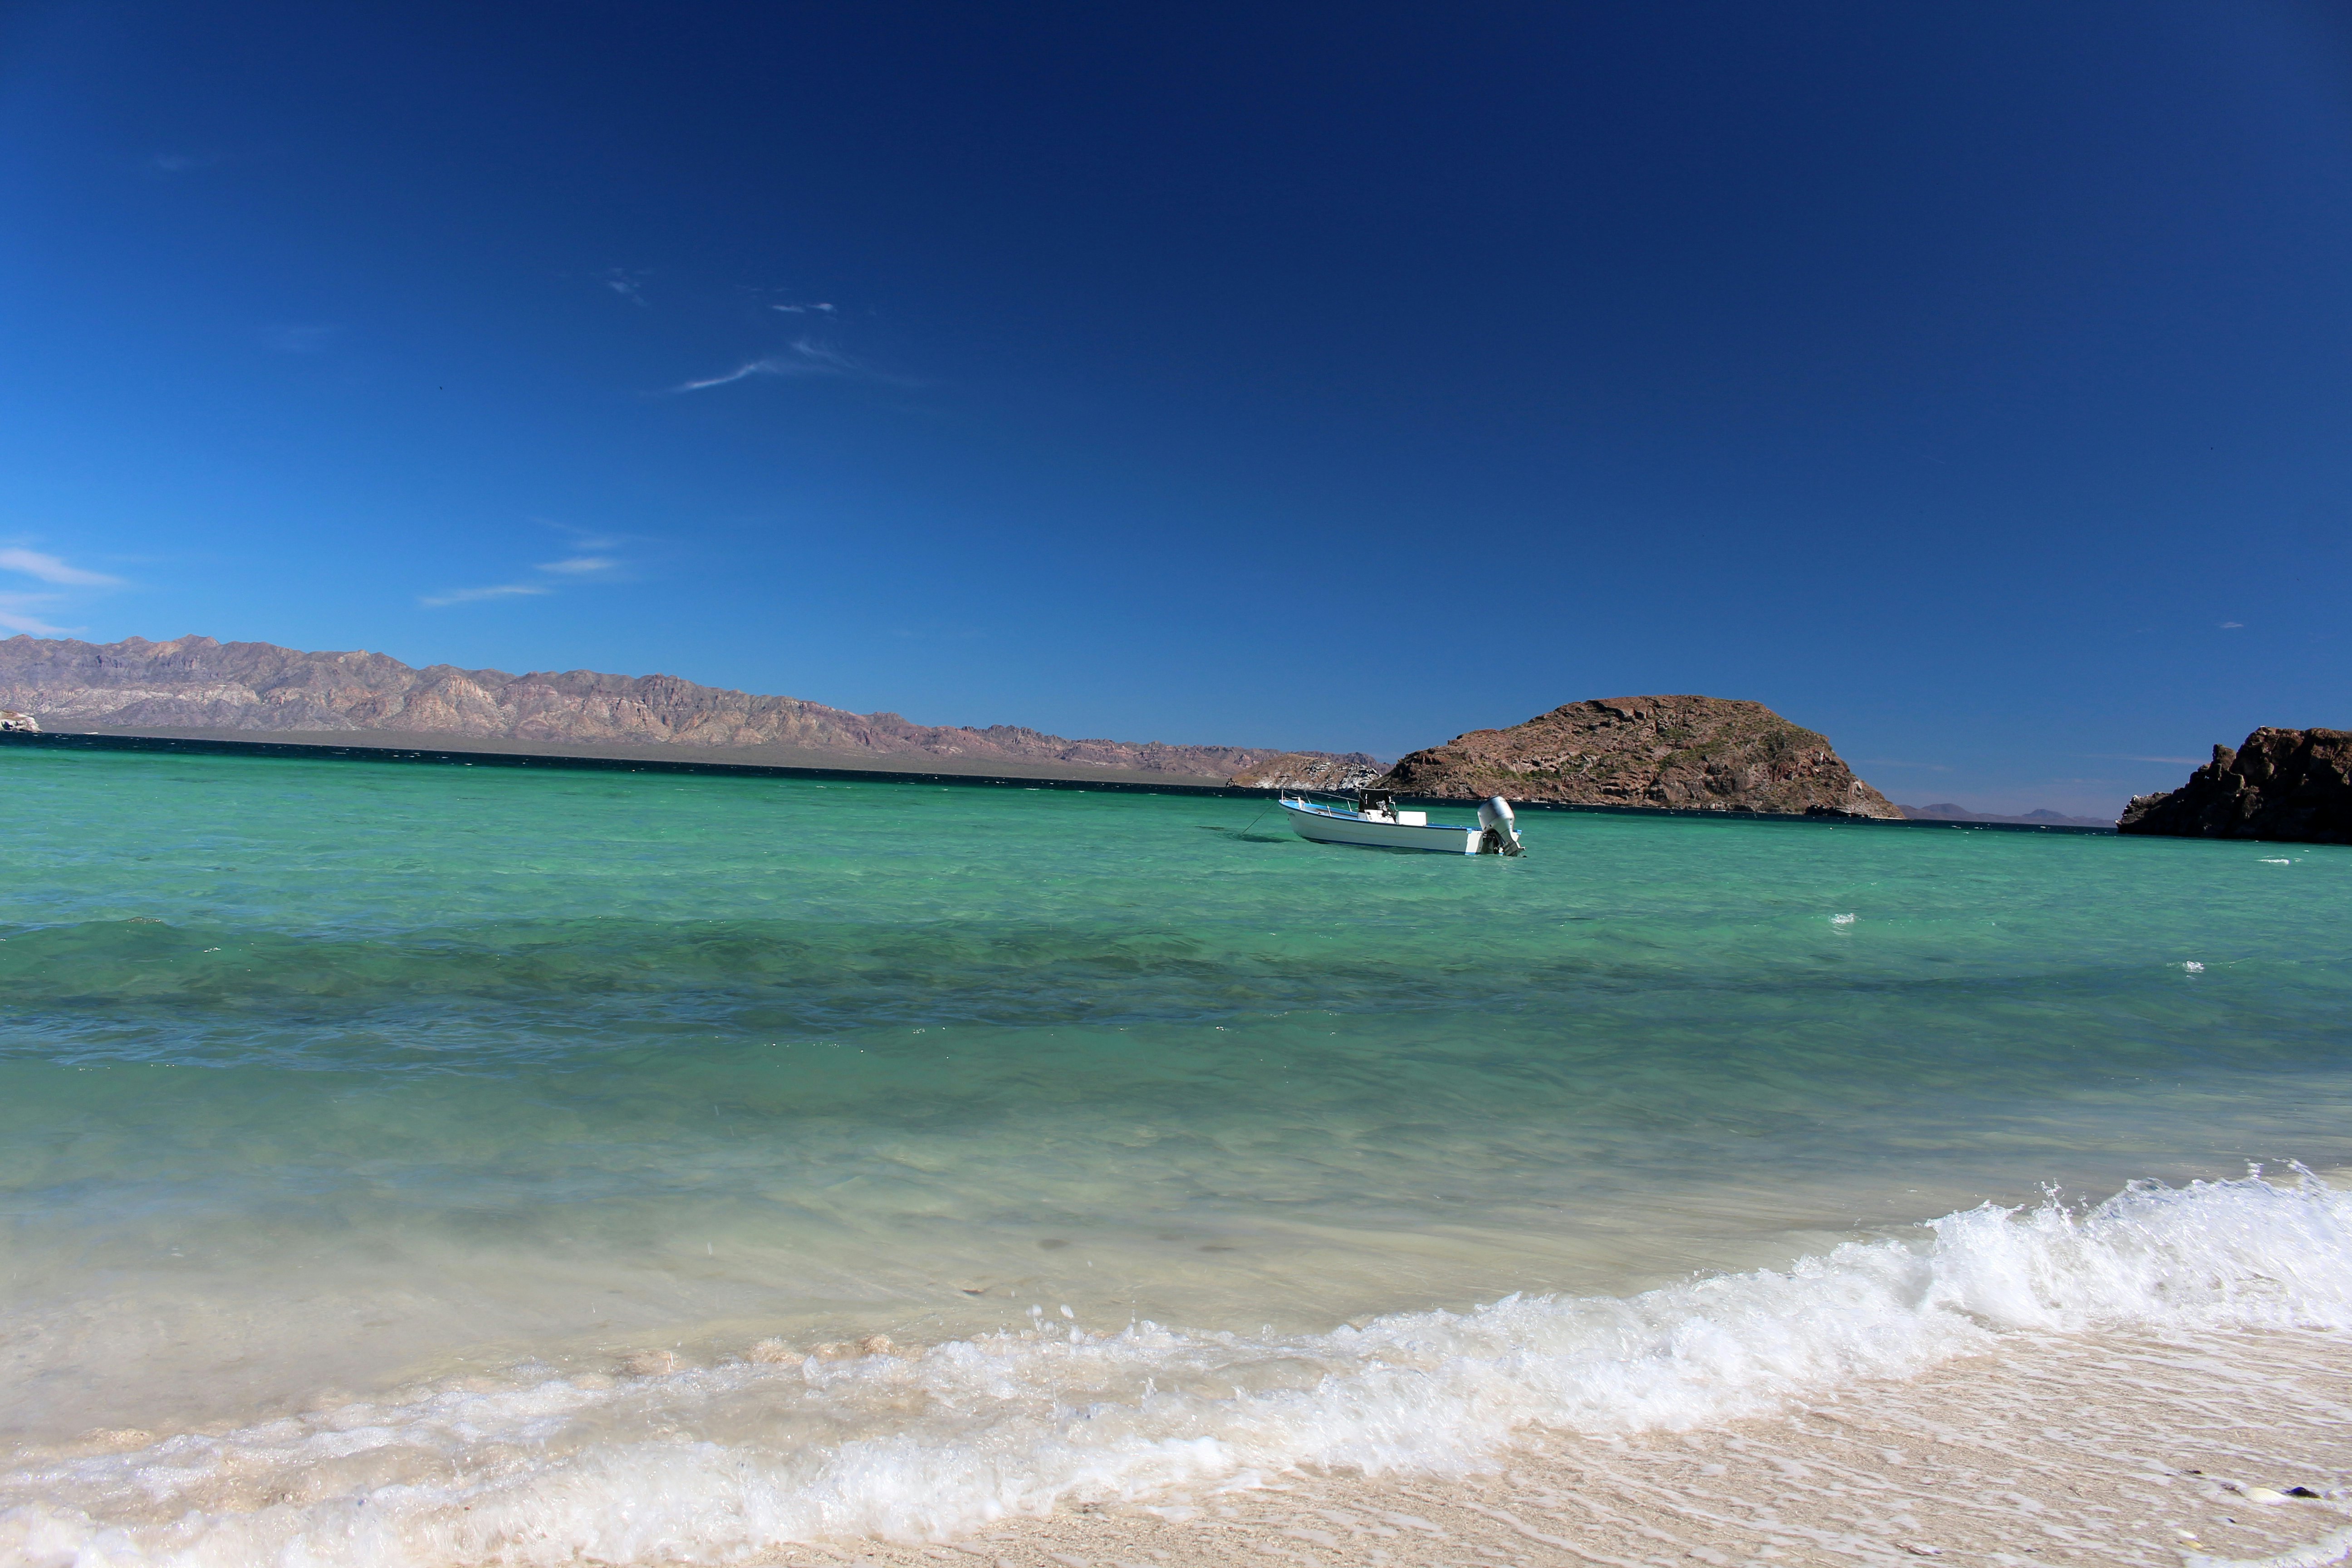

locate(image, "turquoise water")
[[4, 744, 2351, 1559]]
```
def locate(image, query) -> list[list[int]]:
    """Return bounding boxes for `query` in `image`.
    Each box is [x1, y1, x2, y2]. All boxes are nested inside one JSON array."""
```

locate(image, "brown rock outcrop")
[[2117, 728, 2352, 844], [1380, 695, 1901, 818], [1226, 752, 1386, 792], [0, 635, 1366, 781]]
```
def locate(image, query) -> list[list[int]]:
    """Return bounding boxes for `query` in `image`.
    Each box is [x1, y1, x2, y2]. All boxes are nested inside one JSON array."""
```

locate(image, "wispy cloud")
[[671, 338, 913, 392], [675, 360, 780, 391], [148, 152, 217, 175], [419, 583, 553, 608], [421, 526, 637, 608], [265, 323, 341, 354], [602, 267, 649, 305], [0, 544, 127, 634], [771, 301, 836, 314], [0, 547, 124, 587], [2219, 620, 2244, 630], [0, 593, 72, 635]]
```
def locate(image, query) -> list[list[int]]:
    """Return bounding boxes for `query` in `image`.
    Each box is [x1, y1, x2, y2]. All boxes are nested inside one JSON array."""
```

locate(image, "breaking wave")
[[7, 1171, 2351, 1565]]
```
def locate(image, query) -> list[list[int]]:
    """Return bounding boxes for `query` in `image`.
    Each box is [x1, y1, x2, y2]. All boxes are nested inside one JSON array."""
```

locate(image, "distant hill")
[[1379, 695, 1902, 818], [0, 634, 1377, 785], [1898, 802, 2115, 828]]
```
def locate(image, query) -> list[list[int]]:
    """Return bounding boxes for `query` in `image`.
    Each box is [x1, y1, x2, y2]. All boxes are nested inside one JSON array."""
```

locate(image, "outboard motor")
[[1476, 795, 1523, 856]]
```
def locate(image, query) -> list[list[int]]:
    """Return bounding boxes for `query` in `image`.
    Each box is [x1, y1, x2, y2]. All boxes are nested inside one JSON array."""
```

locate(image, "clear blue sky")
[[3, 3, 2347, 813]]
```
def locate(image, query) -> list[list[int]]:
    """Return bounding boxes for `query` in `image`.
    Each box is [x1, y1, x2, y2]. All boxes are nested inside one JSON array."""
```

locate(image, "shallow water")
[[3, 745, 2349, 1561]]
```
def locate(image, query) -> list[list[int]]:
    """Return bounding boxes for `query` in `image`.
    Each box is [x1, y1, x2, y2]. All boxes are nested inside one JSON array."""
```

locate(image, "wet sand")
[[775, 1328, 2352, 1568]]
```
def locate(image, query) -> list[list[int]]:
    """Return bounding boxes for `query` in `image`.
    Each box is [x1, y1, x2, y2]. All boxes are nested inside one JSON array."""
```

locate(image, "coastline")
[[7, 745, 2334, 1567], [21, 1323, 2344, 1567], [0, 724, 1247, 792], [14, 1172, 2351, 1567], [906, 1324, 2352, 1568], [0, 729, 2120, 830]]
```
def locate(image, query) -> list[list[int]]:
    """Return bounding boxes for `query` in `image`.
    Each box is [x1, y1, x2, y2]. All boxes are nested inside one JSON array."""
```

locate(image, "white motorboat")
[[1279, 789, 1523, 855]]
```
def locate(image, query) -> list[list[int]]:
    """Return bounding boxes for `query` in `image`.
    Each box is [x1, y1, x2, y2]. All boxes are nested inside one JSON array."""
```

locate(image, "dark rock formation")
[[1380, 695, 1901, 818], [2117, 729, 2352, 844], [0, 708, 37, 733], [1227, 752, 1387, 792], [0, 634, 1370, 782]]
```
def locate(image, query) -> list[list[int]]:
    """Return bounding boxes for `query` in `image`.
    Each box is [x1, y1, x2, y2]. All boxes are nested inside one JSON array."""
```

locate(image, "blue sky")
[[2, 2, 2347, 813]]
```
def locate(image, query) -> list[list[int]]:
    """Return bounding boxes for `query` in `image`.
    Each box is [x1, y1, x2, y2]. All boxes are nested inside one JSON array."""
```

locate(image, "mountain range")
[[3, 635, 2112, 823], [0, 635, 1374, 784]]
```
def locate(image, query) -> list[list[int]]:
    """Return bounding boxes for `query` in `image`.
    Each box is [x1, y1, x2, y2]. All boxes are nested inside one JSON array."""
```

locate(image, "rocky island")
[[2118, 728, 2352, 844], [1378, 695, 1902, 818], [0, 634, 1377, 786]]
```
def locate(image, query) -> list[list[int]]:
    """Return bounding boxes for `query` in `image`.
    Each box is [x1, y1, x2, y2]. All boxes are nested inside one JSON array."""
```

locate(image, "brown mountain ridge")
[[0, 635, 1375, 784]]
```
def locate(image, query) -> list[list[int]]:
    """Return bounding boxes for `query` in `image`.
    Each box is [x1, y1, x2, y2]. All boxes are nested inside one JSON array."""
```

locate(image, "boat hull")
[[1279, 799, 1483, 854]]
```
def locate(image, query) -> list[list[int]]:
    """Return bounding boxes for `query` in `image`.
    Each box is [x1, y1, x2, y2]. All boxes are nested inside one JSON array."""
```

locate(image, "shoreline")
[[14, 1174, 2351, 1566], [0, 728, 2118, 831], [766, 1325, 2352, 1568], [0, 724, 1252, 795]]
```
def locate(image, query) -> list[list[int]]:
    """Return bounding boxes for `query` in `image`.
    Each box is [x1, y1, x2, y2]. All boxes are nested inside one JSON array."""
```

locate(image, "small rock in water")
[[619, 1349, 680, 1376], [746, 1338, 796, 1363], [2287, 1486, 2322, 1498]]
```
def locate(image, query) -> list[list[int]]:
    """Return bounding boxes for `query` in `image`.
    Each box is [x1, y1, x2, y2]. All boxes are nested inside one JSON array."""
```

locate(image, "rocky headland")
[[2117, 728, 2352, 844], [0, 635, 1377, 785], [1378, 695, 1902, 818]]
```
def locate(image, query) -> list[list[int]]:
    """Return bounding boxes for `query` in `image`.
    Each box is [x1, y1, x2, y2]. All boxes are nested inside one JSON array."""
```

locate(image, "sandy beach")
[[831, 1327, 2352, 1568], [8, 753, 2350, 1568]]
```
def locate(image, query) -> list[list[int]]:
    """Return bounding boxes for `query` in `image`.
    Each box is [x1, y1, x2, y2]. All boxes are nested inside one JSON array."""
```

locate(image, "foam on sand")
[[6, 1171, 2350, 1565]]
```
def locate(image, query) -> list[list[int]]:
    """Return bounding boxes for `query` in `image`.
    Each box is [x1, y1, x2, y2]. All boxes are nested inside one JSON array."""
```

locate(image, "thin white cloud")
[[419, 583, 552, 608], [771, 301, 837, 314], [670, 338, 913, 392], [2219, 620, 2244, 630], [420, 538, 634, 607], [0, 547, 125, 587], [603, 268, 649, 305], [0, 593, 73, 635], [675, 359, 786, 391]]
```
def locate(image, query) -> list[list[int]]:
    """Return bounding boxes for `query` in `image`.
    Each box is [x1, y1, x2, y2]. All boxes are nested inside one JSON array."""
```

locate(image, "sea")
[[3, 743, 2349, 1565]]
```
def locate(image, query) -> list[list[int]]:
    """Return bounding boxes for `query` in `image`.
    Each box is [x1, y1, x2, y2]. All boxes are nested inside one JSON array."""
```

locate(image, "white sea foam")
[[7, 1171, 2351, 1565]]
